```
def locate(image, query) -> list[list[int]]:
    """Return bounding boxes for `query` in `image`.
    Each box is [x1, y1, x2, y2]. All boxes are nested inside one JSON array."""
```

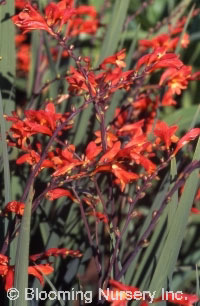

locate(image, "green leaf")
[[164, 105, 200, 134], [98, 0, 130, 64], [127, 173, 170, 285], [175, 4, 195, 54], [43, 33, 59, 99], [0, 1, 16, 117], [105, 24, 140, 126], [149, 137, 200, 296], [34, 267, 65, 306], [13, 184, 34, 306], [0, 90, 11, 205]]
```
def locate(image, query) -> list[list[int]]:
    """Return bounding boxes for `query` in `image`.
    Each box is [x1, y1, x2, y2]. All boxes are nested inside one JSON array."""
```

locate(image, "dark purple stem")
[[71, 186, 101, 279], [116, 160, 200, 280]]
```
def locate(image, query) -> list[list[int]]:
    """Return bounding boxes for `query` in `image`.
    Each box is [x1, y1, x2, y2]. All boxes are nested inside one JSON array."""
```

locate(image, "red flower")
[[46, 188, 78, 202], [45, 0, 75, 32], [139, 34, 171, 50], [103, 280, 199, 306], [51, 146, 82, 177], [74, 5, 97, 18], [6, 103, 70, 150], [3, 201, 25, 216], [99, 141, 121, 163], [30, 248, 82, 261], [0, 257, 54, 290], [139, 33, 190, 52], [195, 188, 200, 202], [159, 65, 192, 95], [85, 141, 102, 161], [161, 88, 177, 106], [100, 49, 126, 70], [16, 43, 30, 73], [16, 150, 54, 169], [66, 66, 97, 95], [136, 48, 183, 73], [0, 255, 9, 265], [68, 18, 99, 36], [173, 128, 200, 155], [154, 121, 179, 149], [95, 163, 139, 192], [15, 0, 28, 10], [154, 292, 199, 306], [12, 4, 55, 36], [0, 266, 14, 291], [117, 120, 144, 136], [100, 279, 140, 306], [28, 264, 54, 286], [66, 5, 99, 37], [95, 131, 118, 148], [191, 207, 200, 214], [87, 211, 108, 224]]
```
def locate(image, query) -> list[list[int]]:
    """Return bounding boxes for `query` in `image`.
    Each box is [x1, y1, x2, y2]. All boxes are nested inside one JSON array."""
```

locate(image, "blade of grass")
[[43, 33, 59, 99], [34, 266, 65, 306], [175, 4, 195, 54], [0, 0, 16, 117], [126, 172, 170, 285], [132, 159, 178, 289], [98, 0, 130, 64], [13, 184, 34, 306], [0, 90, 11, 205], [27, 31, 41, 99], [105, 24, 140, 126], [196, 264, 200, 298], [149, 137, 200, 295], [164, 105, 199, 134]]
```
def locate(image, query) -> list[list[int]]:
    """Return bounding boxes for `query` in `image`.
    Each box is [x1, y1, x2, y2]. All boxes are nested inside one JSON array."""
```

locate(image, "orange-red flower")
[[15, 0, 27, 9], [12, 4, 55, 36], [28, 264, 54, 286], [101, 279, 140, 306], [51, 146, 82, 177], [3, 201, 25, 216], [104, 280, 199, 306], [16, 43, 30, 73], [67, 66, 98, 95], [154, 121, 179, 149], [87, 211, 108, 224], [45, 0, 76, 32], [30, 248, 82, 262], [159, 65, 192, 95], [66, 5, 99, 37], [13, 1, 99, 38], [99, 141, 121, 163], [95, 131, 118, 148], [139, 33, 190, 52], [46, 188, 78, 202], [154, 292, 199, 306], [85, 141, 102, 161], [136, 48, 183, 73], [191, 207, 200, 214], [0, 265, 14, 291], [0, 256, 54, 290], [173, 128, 200, 156], [100, 49, 126, 70], [161, 88, 177, 106], [94, 163, 139, 192], [0, 255, 9, 265], [6, 103, 70, 150]]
